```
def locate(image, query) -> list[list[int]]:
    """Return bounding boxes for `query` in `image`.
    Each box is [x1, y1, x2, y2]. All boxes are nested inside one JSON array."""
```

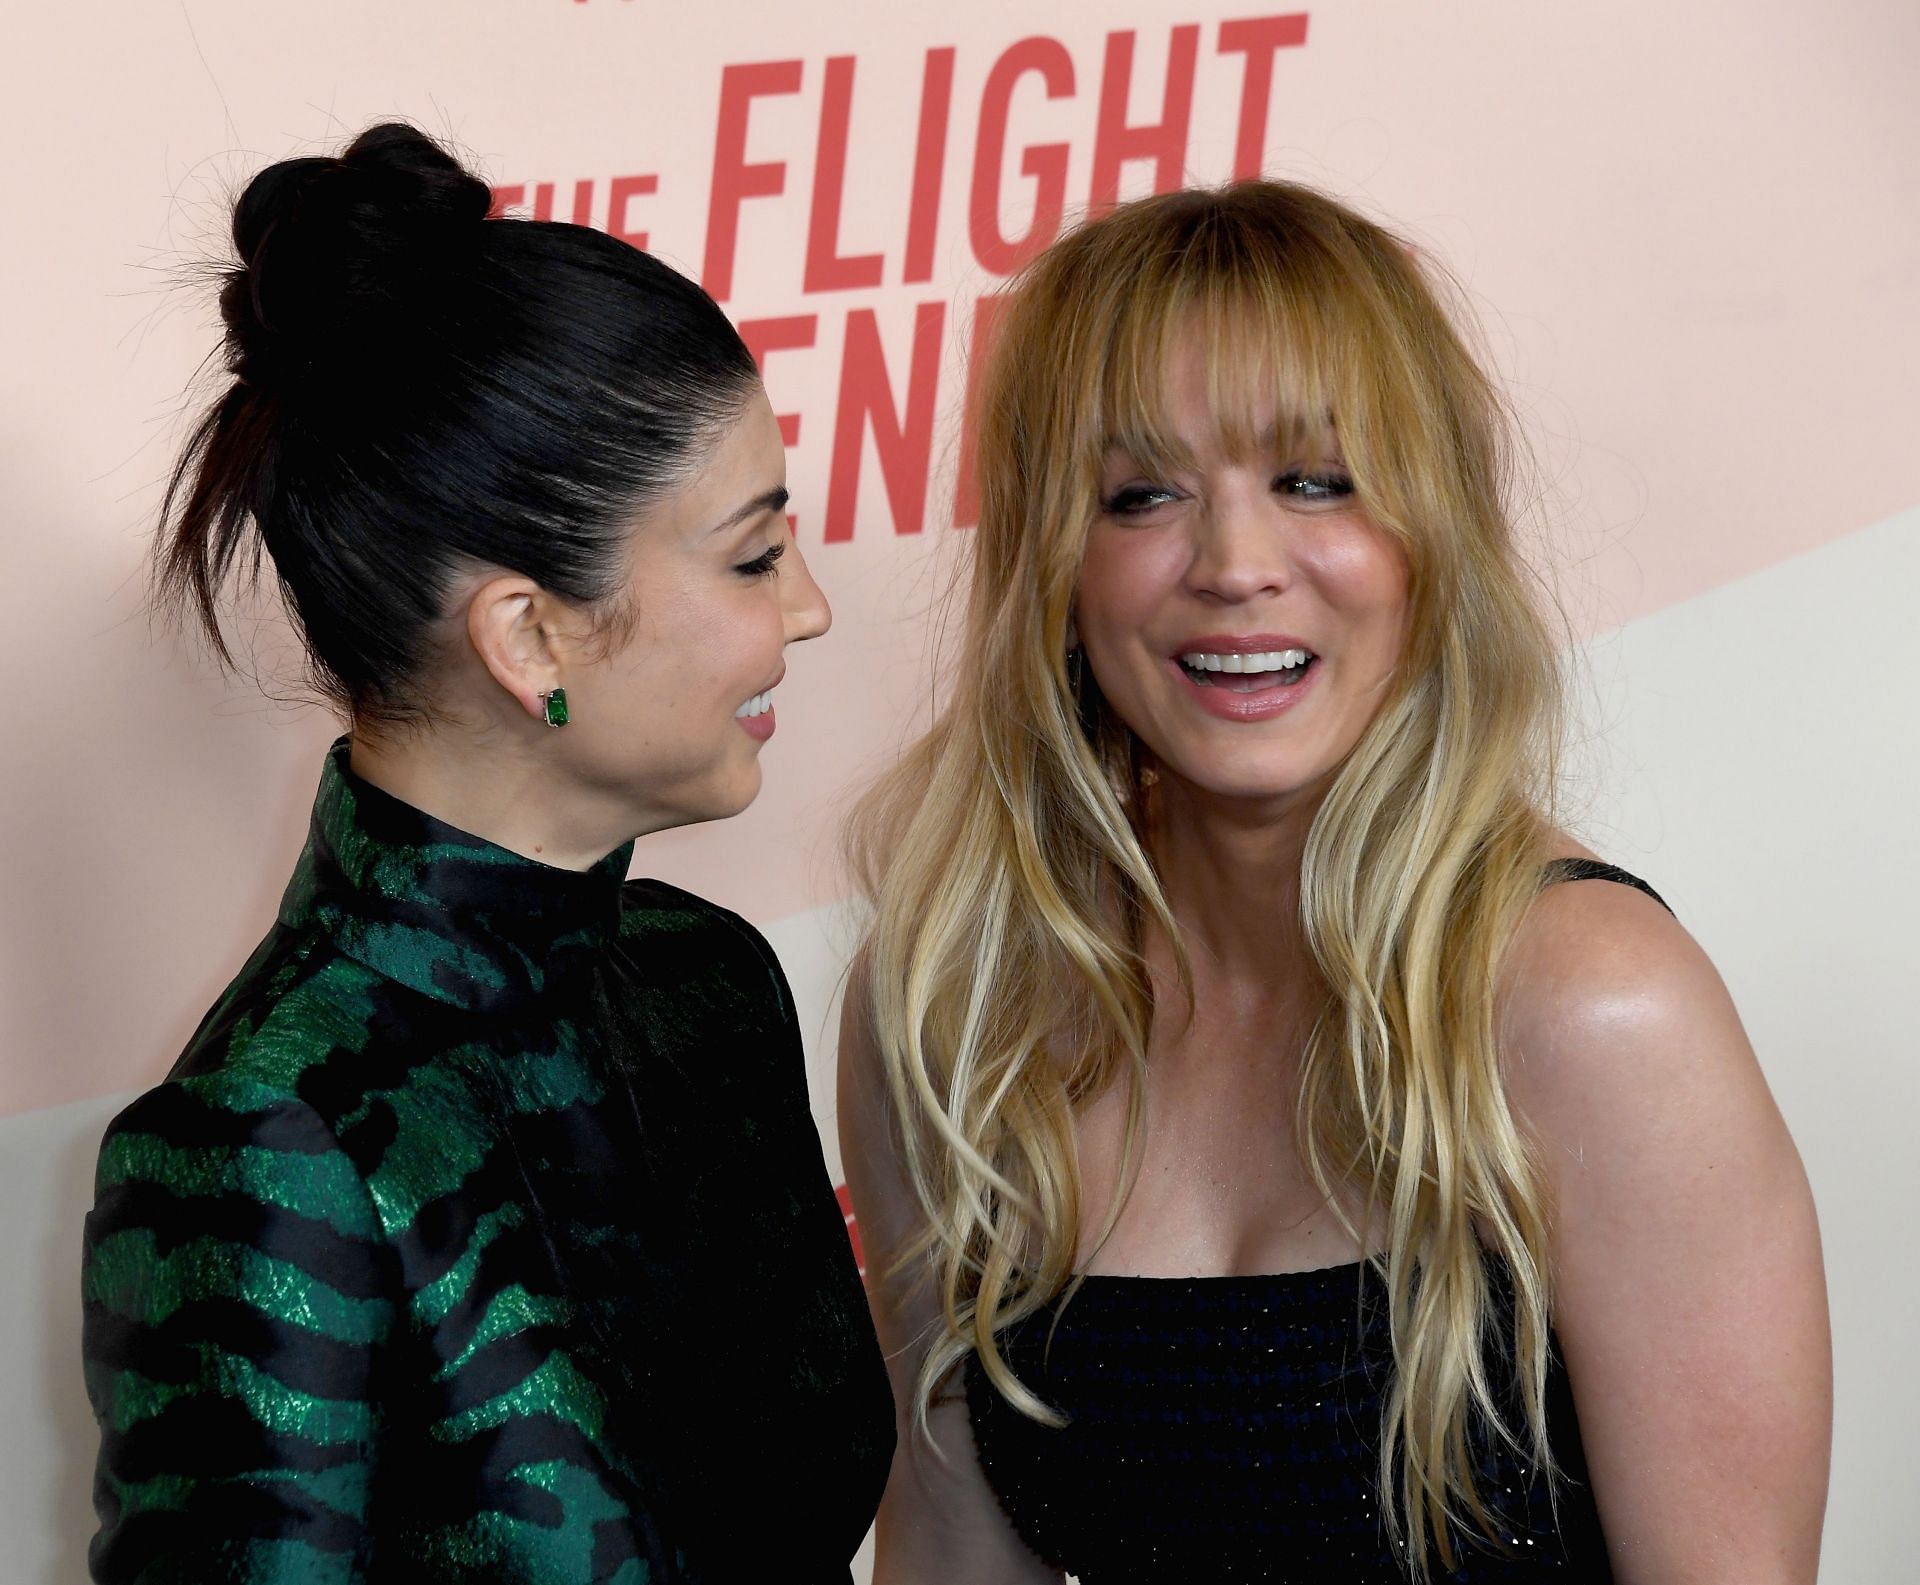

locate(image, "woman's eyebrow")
[[707, 485, 789, 535]]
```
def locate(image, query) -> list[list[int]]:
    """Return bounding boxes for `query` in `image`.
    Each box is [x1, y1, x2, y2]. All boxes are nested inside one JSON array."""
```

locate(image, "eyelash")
[[1283, 469, 1356, 502], [1100, 470, 1356, 515], [735, 541, 786, 579]]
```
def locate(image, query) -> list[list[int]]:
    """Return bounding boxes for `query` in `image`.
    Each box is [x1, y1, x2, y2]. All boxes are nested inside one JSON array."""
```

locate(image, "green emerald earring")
[[538, 688, 569, 728]]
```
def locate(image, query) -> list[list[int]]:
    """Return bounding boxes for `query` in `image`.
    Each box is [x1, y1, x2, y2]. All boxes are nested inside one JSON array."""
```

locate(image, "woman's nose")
[[784, 542, 832, 642], [1187, 483, 1292, 604]]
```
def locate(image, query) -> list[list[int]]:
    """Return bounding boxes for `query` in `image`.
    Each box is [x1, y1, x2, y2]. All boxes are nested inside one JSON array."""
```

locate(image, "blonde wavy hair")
[[849, 181, 1564, 1576]]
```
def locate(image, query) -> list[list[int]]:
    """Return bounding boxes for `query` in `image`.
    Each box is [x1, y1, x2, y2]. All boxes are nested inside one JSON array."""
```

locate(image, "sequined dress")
[[82, 739, 894, 1583], [965, 861, 1668, 1584]]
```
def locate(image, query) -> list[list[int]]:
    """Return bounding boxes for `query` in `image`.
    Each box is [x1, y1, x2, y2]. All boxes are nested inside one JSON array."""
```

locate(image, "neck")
[[348, 723, 634, 873], [1146, 775, 1324, 988]]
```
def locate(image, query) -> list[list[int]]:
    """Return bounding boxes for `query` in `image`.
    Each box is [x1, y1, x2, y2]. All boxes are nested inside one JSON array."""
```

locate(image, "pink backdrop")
[[7, 3, 1917, 1115]]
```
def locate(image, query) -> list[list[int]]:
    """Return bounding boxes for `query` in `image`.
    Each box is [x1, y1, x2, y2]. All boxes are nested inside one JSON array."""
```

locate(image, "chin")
[[712, 763, 765, 822], [643, 761, 765, 833], [1161, 753, 1337, 807]]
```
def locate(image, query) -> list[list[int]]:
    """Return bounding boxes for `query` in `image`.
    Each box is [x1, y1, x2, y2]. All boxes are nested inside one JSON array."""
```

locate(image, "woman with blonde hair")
[[840, 181, 1830, 1583]]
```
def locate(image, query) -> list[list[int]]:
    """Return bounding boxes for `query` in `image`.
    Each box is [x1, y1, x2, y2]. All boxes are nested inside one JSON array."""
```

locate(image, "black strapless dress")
[[964, 861, 1668, 1583]]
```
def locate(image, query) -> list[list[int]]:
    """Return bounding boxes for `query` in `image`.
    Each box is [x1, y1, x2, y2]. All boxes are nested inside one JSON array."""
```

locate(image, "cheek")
[[636, 584, 785, 715], [1300, 526, 1409, 636], [592, 591, 720, 735], [1075, 530, 1188, 642]]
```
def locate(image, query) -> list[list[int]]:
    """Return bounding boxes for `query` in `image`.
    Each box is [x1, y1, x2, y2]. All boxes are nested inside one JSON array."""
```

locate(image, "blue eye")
[[1278, 470, 1355, 502], [736, 542, 785, 579]]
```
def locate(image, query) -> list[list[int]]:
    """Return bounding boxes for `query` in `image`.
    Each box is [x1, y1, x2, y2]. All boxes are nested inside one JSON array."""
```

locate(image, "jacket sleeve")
[[81, 1078, 396, 1584]]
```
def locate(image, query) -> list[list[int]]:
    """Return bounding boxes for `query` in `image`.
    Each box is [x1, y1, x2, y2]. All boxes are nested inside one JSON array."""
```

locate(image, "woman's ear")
[[464, 574, 566, 724]]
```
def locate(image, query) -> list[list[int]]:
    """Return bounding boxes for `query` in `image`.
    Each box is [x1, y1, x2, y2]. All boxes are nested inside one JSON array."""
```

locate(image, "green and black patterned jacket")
[[82, 739, 894, 1583]]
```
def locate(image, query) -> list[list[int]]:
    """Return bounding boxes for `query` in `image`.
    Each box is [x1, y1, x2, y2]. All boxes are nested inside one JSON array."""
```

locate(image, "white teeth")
[[1179, 649, 1311, 674], [734, 691, 773, 719]]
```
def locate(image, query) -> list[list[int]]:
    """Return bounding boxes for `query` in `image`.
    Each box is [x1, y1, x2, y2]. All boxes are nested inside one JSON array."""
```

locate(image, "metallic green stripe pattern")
[[83, 739, 894, 1582]]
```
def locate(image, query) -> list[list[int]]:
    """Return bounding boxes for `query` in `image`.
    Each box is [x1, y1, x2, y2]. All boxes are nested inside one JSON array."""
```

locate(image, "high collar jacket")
[[83, 738, 893, 1583]]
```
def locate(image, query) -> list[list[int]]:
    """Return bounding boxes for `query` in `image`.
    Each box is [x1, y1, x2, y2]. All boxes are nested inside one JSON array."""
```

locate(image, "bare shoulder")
[[1497, 839, 1815, 1344], [1499, 846, 1756, 1142], [1507, 843, 1700, 1021]]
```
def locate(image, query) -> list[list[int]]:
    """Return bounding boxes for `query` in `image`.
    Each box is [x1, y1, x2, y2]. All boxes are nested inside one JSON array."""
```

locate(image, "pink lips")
[[1177, 632, 1314, 656], [1170, 633, 1318, 723], [736, 666, 785, 743]]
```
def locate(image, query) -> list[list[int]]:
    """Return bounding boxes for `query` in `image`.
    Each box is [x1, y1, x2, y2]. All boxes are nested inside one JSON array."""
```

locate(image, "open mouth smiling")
[[1176, 646, 1316, 691]]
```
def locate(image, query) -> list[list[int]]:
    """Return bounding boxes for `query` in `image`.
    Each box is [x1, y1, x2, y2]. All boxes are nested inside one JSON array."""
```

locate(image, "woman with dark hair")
[[81, 123, 892, 1583]]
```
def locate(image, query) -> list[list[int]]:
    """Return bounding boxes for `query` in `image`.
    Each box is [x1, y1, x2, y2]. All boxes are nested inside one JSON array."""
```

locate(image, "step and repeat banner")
[[3, 3, 1916, 1579]]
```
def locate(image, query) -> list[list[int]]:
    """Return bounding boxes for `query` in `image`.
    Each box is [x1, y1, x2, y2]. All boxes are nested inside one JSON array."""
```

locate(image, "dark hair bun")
[[222, 123, 492, 388], [163, 117, 757, 723]]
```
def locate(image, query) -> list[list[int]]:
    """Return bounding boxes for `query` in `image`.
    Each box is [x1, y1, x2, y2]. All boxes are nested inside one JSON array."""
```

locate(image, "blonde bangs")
[[1068, 202, 1350, 478], [1073, 193, 1491, 637]]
